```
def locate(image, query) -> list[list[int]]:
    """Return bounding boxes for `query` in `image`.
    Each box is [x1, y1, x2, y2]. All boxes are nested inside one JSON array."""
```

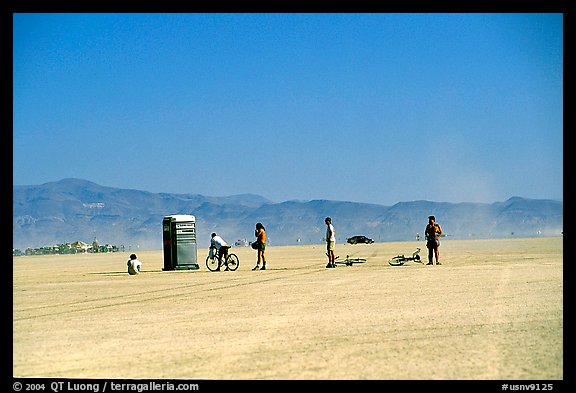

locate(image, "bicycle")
[[328, 254, 367, 266], [206, 247, 240, 272], [388, 247, 422, 266], [336, 255, 367, 266]]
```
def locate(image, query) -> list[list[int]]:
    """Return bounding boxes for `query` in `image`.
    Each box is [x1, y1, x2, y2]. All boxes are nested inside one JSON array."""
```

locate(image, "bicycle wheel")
[[388, 256, 405, 266], [206, 255, 220, 271], [226, 253, 240, 271]]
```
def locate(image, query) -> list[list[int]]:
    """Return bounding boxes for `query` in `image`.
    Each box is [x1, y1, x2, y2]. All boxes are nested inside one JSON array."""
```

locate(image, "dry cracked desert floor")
[[13, 237, 563, 380]]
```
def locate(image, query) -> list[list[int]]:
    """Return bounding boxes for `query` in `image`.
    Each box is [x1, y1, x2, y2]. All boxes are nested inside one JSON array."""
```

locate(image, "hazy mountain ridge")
[[13, 178, 563, 251]]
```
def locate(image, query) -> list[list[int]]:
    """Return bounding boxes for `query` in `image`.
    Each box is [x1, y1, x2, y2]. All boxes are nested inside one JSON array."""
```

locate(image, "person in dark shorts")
[[210, 232, 230, 271], [252, 222, 267, 271], [424, 215, 443, 265]]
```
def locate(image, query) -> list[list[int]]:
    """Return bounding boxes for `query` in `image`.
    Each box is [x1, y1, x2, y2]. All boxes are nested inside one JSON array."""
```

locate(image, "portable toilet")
[[162, 214, 199, 270]]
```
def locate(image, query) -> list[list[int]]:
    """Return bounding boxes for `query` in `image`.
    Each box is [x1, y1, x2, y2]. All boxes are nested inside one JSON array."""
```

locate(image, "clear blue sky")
[[13, 13, 563, 205]]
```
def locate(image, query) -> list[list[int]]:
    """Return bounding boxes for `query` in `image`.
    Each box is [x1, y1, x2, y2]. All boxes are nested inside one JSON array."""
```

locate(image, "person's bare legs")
[[259, 249, 266, 269], [254, 249, 267, 270], [326, 248, 335, 267]]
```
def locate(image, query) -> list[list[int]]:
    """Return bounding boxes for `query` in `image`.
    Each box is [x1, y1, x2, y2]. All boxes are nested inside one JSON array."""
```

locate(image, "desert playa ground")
[[13, 237, 563, 380]]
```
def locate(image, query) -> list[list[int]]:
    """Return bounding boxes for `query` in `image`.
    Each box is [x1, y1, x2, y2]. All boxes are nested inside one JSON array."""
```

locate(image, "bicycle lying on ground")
[[388, 248, 422, 266], [206, 247, 240, 271], [328, 254, 367, 266]]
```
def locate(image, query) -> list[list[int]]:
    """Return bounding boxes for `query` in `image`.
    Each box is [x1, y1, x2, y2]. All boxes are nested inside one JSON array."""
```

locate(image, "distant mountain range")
[[13, 178, 563, 251]]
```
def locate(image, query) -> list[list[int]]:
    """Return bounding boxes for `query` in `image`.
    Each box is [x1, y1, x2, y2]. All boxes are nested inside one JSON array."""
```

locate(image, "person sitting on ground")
[[127, 253, 142, 275], [210, 233, 230, 271]]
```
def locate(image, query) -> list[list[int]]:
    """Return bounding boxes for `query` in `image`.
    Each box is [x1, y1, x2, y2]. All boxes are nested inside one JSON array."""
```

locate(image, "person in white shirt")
[[127, 253, 142, 275], [325, 217, 336, 268], [210, 233, 230, 271]]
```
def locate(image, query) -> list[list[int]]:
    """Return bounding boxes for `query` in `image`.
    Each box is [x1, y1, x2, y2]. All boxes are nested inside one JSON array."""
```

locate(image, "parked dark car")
[[346, 235, 374, 245]]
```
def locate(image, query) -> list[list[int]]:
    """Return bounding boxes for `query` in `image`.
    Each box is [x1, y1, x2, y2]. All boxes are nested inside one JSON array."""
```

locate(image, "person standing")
[[424, 215, 443, 265], [325, 217, 336, 268], [252, 222, 267, 271], [210, 232, 230, 271], [127, 253, 142, 275]]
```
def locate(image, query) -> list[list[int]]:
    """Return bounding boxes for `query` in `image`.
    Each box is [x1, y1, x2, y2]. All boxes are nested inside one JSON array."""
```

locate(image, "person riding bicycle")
[[210, 233, 230, 271]]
